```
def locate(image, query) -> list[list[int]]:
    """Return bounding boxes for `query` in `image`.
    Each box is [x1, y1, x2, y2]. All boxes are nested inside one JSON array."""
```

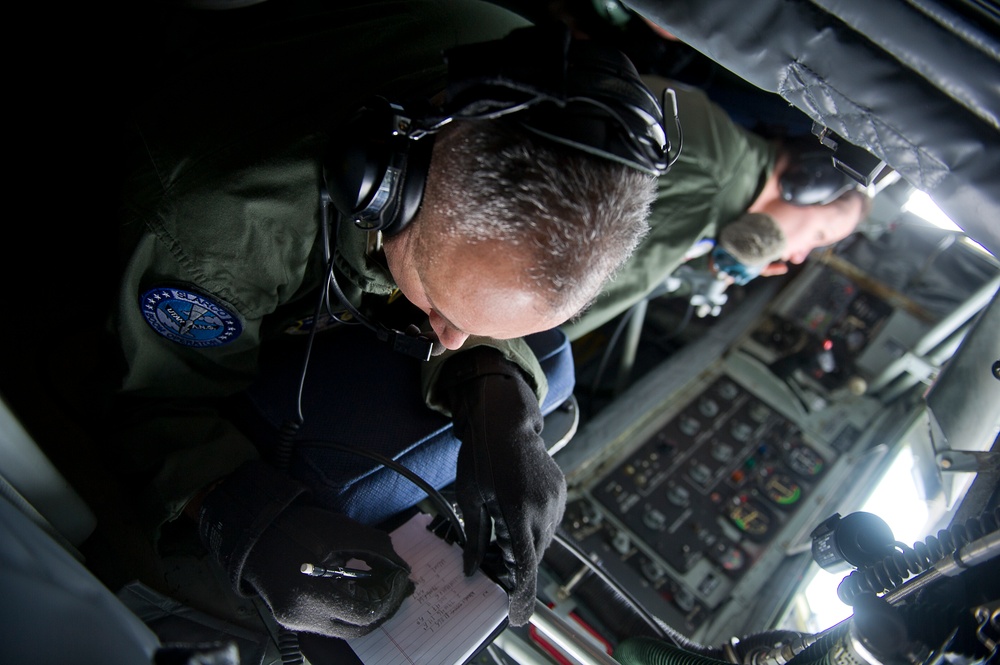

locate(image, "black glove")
[[440, 347, 567, 626], [198, 461, 414, 639]]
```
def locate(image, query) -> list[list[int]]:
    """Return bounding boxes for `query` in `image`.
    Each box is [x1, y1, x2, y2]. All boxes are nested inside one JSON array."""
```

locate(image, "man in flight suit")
[[562, 78, 871, 342], [112, 0, 665, 640]]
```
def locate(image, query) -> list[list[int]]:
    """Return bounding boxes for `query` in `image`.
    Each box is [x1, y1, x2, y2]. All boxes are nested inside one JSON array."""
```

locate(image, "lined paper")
[[347, 513, 509, 665]]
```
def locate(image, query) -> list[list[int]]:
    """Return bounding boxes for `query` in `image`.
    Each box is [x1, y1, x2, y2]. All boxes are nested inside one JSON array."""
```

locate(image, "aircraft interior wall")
[[536, 188, 1000, 653]]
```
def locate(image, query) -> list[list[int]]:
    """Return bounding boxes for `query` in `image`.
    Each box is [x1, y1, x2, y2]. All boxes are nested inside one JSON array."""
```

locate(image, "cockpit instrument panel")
[[563, 372, 839, 637]]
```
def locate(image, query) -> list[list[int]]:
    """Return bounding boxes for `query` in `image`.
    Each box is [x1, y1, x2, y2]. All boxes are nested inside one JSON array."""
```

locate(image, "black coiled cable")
[[276, 629, 305, 665], [838, 506, 1000, 604], [272, 419, 301, 471]]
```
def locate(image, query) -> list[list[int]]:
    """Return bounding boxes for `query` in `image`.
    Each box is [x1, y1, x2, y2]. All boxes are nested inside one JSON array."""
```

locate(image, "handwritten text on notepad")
[[347, 513, 509, 665]]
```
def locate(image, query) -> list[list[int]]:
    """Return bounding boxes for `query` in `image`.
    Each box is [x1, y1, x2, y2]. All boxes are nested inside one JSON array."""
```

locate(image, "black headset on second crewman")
[[779, 149, 861, 206], [324, 24, 677, 237]]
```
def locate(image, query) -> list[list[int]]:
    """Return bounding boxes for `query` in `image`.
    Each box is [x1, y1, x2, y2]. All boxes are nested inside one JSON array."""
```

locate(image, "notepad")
[[346, 512, 510, 665]]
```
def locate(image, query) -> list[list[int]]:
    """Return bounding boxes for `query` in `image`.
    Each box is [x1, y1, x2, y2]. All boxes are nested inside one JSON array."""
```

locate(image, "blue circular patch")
[[140, 286, 243, 348]]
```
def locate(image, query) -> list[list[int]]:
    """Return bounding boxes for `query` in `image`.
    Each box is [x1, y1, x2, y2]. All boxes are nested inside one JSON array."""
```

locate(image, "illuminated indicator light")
[[778, 487, 801, 504], [823, 339, 833, 351]]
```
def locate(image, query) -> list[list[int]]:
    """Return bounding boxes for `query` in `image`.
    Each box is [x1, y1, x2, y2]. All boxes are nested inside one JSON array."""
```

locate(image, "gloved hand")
[[439, 347, 567, 626], [197, 461, 414, 639]]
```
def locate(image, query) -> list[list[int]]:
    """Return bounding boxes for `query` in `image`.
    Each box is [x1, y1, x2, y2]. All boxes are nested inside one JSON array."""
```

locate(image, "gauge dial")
[[748, 402, 771, 424], [679, 415, 701, 437], [730, 421, 753, 442], [717, 380, 740, 401], [726, 499, 772, 539], [713, 543, 746, 573], [760, 472, 802, 506], [711, 439, 734, 463], [699, 397, 720, 417], [787, 445, 825, 477]]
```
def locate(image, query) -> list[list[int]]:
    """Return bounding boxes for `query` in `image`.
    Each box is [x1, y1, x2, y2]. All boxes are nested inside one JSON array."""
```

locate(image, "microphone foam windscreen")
[[718, 213, 787, 266]]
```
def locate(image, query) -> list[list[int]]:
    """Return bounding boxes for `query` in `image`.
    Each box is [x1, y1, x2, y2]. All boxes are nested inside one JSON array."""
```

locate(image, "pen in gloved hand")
[[300, 563, 373, 579]]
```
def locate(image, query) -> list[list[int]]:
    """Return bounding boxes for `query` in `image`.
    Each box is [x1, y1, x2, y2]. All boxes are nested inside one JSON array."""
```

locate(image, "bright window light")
[[901, 190, 962, 232], [859, 446, 929, 543], [900, 190, 994, 258], [780, 446, 932, 633]]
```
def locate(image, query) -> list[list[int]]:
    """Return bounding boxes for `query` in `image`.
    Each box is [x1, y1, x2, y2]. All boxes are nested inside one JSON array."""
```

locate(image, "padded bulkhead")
[[626, 0, 1000, 258]]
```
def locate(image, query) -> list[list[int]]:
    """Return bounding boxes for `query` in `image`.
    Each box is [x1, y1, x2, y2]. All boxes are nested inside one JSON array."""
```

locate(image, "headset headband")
[[416, 25, 672, 176], [779, 145, 862, 207], [325, 25, 676, 236]]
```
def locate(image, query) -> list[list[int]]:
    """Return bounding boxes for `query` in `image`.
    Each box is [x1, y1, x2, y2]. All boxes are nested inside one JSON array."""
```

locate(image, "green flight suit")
[[561, 79, 778, 341], [113, 0, 545, 529]]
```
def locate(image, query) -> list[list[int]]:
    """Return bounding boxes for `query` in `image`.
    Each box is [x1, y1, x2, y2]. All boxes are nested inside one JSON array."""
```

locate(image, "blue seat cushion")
[[239, 327, 574, 525]]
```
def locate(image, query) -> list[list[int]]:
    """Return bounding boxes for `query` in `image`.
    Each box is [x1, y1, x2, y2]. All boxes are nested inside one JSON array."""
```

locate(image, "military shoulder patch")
[[139, 286, 243, 347]]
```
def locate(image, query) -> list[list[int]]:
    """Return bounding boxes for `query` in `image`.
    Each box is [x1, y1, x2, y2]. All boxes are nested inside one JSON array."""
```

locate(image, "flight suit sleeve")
[[113, 399, 262, 530], [561, 79, 776, 342], [114, 235, 277, 529], [109, 0, 539, 533], [115, 145, 321, 529], [420, 336, 548, 417]]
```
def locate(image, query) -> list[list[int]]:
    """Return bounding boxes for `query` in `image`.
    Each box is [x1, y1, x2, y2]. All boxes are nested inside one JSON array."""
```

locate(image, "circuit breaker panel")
[[592, 374, 825, 586], [552, 252, 953, 642], [560, 365, 844, 638]]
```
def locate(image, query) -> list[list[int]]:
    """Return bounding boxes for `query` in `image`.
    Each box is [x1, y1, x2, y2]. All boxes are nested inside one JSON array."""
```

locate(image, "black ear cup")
[[389, 136, 433, 237], [779, 151, 857, 206], [324, 25, 671, 237], [325, 99, 434, 236], [318, 25, 671, 361]]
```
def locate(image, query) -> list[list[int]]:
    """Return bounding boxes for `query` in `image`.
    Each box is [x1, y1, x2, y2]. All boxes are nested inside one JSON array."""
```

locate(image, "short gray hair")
[[416, 119, 655, 312]]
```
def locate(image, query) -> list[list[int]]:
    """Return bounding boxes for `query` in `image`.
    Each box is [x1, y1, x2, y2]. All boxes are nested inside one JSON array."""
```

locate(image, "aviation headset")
[[323, 24, 676, 238], [778, 147, 860, 207], [268, 32, 679, 629], [713, 142, 863, 285], [315, 25, 677, 361]]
